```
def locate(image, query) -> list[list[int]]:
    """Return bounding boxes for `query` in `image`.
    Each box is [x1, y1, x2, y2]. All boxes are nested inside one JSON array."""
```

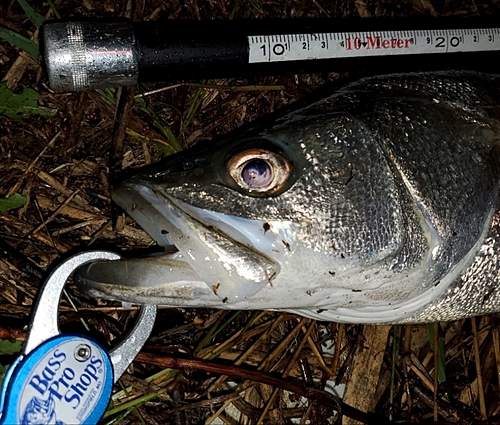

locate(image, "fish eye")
[[227, 149, 291, 194], [241, 159, 272, 188]]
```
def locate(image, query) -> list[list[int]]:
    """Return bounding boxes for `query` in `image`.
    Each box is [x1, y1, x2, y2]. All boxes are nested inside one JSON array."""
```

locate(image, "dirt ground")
[[2, 0, 500, 424]]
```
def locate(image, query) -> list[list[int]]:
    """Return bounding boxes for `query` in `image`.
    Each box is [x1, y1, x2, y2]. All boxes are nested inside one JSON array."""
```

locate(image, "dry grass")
[[2, 0, 500, 424]]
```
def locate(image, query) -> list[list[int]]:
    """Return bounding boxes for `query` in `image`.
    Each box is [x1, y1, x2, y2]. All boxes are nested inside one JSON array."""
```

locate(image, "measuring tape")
[[249, 28, 500, 63], [41, 19, 500, 92]]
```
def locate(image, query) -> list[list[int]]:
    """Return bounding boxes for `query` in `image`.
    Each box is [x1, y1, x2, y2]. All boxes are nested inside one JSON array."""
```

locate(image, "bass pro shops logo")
[[18, 338, 111, 424], [28, 349, 104, 407]]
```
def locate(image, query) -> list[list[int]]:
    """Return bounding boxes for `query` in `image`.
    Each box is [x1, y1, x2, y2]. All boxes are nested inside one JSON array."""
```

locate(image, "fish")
[[74, 71, 500, 324]]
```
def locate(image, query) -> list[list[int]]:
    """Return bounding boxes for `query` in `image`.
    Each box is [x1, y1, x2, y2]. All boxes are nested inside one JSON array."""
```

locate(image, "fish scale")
[[75, 71, 500, 324], [375, 98, 497, 266], [402, 211, 500, 323]]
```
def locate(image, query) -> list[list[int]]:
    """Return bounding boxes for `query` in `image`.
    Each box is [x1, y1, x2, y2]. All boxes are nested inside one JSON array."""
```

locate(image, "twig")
[[413, 386, 465, 422], [136, 83, 286, 98], [51, 219, 104, 236], [433, 322, 439, 422], [492, 325, 500, 393], [35, 195, 104, 222], [0, 237, 44, 280], [404, 352, 434, 392], [402, 326, 414, 413], [330, 323, 344, 375], [0, 326, 27, 341], [109, 86, 135, 182], [36, 170, 86, 206], [135, 353, 386, 424], [1, 214, 70, 251], [160, 391, 241, 417], [471, 316, 487, 420], [32, 196, 59, 254], [257, 319, 315, 423], [29, 190, 80, 236], [259, 317, 308, 372], [7, 131, 61, 197], [109, 85, 136, 230], [306, 333, 334, 376], [206, 313, 283, 395]]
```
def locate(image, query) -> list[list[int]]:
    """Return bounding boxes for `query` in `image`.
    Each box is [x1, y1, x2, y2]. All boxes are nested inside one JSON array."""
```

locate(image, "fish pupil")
[[241, 159, 272, 188]]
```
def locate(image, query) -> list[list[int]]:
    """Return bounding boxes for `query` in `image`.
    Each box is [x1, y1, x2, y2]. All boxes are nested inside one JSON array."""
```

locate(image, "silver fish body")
[[75, 71, 500, 324]]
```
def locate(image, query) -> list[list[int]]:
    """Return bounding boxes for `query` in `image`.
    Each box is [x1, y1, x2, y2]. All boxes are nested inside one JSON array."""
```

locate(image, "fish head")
[[112, 134, 301, 302], [107, 98, 406, 305], [74, 72, 500, 323]]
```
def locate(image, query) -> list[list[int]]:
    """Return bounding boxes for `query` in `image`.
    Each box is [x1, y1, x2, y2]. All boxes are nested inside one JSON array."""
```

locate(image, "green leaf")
[[0, 340, 22, 387], [134, 96, 182, 154], [46, 0, 62, 19], [0, 25, 38, 58], [0, 193, 27, 212], [0, 82, 54, 121], [0, 364, 9, 387], [0, 339, 22, 355], [426, 323, 446, 383], [16, 0, 45, 28]]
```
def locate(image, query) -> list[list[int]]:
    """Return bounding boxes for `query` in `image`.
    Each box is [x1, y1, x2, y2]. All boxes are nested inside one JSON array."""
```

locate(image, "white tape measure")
[[42, 19, 500, 91], [249, 28, 500, 63]]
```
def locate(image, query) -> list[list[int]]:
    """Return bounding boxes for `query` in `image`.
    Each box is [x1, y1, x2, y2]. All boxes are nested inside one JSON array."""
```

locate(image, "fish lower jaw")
[[81, 281, 223, 307], [74, 243, 475, 324], [115, 184, 283, 301]]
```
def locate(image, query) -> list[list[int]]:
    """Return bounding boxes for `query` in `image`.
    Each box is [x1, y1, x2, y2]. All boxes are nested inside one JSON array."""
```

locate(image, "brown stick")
[[29, 190, 80, 236], [7, 131, 61, 197], [433, 322, 439, 422], [109, 86, 136, 231], [472, 317, 488, 420], [135, 352, 387, 424]]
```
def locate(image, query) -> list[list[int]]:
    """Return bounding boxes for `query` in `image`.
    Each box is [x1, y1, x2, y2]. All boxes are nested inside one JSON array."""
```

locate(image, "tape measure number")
[[248, 28, 500, 63]]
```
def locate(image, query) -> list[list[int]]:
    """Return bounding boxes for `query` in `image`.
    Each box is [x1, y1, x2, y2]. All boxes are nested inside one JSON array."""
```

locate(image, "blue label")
[[0, 335, 113, 425]]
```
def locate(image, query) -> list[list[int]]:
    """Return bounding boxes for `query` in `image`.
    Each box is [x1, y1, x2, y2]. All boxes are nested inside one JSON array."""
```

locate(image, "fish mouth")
[[75, 181, 281, 304]]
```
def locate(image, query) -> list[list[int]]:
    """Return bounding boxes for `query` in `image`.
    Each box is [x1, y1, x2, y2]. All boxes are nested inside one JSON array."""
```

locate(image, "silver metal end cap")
[[41, 20, 139, 92]]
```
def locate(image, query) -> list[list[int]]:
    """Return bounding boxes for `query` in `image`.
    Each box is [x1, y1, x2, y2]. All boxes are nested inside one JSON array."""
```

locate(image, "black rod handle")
[[41, 18, 500, 92]]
